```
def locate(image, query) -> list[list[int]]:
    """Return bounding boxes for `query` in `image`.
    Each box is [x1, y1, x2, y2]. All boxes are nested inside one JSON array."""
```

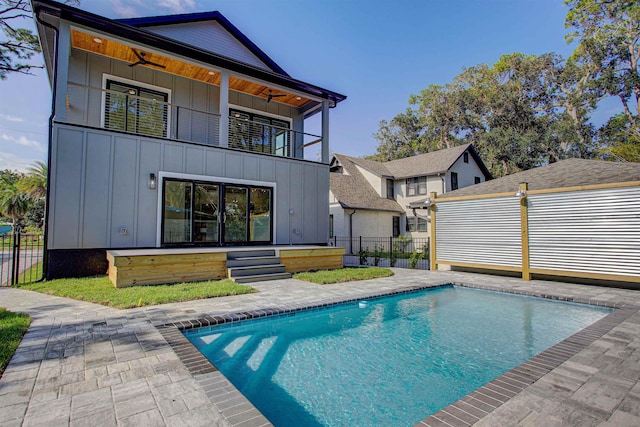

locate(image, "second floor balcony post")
[[321, 99, 330, 164], [219, 70, 230, 148]]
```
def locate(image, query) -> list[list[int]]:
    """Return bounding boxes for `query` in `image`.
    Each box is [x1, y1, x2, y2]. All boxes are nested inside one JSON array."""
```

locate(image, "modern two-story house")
[[329, 144, 491, 240], [32, 0, 346, 279]]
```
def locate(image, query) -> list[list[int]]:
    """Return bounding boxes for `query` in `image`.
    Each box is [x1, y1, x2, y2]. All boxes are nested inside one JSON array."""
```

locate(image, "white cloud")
[[0, 114, 24, 123], [0, 133, 45, 152], [157, 0, 196, 14], [0, 151, 42, 172], [110, 0, 139, 18]]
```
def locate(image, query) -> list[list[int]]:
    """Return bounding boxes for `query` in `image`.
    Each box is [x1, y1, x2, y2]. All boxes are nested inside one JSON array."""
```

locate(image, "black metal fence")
[[331, 236, 430, 270], [0, 233, 44, 287]]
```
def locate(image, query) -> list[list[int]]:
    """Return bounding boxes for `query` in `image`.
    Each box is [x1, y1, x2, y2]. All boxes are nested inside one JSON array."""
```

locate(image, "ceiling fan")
[[267, 90, 286, 103], [129, 49, 166, 68]]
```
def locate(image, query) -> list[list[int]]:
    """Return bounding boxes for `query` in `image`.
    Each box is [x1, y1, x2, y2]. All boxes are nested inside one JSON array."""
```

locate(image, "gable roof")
[[330, 155, 404, 212], [409, 158, 640, 206], [32, 0, 346, 107], [117, 11, 289, 76], [335, 144, 492, 180]]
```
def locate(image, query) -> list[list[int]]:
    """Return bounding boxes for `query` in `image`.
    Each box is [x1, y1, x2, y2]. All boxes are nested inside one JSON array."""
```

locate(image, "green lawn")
[[17, 276, 256, 309], [0, 308, 31, 378], [293, 267, 393, 284]]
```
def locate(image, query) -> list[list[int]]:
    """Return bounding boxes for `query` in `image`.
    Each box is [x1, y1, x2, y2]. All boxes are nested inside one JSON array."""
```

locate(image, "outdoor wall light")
[[514, 188, 526, 197], [149, 173, 157, 189], [93, 37, 102, 43], [424, 197, 435, 206]]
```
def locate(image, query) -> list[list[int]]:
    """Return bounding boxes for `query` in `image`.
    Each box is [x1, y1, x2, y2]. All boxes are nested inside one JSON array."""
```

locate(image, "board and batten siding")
[[144, 21, 273, 72], [48, 124, 329, 249], [66, 49, 301, 144], [435, 196, 522, 267]]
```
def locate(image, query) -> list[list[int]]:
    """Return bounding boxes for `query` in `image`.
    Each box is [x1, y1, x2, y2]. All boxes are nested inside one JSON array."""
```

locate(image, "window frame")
[[451, 172, 459, 191], [392, 216, 400, 238], [475, 176, 481, 184], [329, 214, 334, 239], [229, 106, 292, 156], [101, 74, 171, 137], [463, 152, 469, 163], [386, 179, 395, 200]]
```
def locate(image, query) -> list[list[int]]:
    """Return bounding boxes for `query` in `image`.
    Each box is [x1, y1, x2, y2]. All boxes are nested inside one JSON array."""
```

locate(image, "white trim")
[[155, 171, 277, 247], [229, 103, 293, 126], [101, 74, 172, 136]]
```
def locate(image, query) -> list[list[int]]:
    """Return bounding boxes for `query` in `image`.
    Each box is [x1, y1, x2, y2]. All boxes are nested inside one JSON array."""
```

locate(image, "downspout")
[[348, 209, 356, 253], [35, 7, 60, 281]]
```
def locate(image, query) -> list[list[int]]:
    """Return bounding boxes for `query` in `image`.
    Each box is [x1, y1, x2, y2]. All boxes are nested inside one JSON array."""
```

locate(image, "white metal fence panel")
[[436, 196, 522, 267], [528, 186, 640, 278]]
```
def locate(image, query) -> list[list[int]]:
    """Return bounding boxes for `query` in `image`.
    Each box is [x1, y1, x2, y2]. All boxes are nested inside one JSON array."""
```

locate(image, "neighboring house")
[[329, 144, 491, 240], [32, 0, 345, 278], [409, 157, 640, 204]]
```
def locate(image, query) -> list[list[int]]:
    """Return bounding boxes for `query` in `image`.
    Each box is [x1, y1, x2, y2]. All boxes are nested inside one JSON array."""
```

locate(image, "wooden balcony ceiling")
[[71, 30, 311, 108]]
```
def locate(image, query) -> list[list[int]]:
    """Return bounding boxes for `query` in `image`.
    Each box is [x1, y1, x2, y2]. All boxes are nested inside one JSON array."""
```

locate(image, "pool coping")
[[155, 282, 639, 427]]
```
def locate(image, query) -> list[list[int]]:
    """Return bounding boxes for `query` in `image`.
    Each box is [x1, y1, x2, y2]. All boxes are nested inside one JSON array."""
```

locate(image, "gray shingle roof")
[[410, 158, 640, 204], [330, 155, 404, 212]]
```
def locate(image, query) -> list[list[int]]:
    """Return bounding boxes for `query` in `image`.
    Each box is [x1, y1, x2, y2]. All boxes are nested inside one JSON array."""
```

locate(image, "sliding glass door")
[[162, 178, 272, 246]]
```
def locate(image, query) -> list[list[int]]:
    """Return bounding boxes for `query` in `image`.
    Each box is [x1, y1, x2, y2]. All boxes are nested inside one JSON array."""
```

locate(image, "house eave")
[[32, 0, 347, 105]]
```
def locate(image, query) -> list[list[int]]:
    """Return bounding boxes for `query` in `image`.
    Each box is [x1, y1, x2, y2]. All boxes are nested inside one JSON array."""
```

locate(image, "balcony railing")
[[64, 82, 323, 160]]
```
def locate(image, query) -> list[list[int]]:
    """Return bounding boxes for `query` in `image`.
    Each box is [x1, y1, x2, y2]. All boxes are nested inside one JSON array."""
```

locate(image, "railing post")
[[429, 192, 437, 271], [11, 232, 20, 286], [519, 182, 531, 281], [321, 100, 330, 163]]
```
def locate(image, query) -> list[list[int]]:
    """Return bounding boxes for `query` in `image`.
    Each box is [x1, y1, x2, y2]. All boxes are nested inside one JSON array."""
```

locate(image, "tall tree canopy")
[[371, 0, 640, 174], [371, 53, 597, 177]]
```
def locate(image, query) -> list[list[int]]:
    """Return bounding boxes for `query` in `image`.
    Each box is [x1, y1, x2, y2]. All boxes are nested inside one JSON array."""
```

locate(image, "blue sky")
[[0, 0, 595, 171]]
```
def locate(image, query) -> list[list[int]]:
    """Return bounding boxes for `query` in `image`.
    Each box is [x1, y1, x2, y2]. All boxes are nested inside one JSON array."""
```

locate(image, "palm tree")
[[18, 161, 47, 231], [0, 185, 31, 233], [19, 161, 47, 200]]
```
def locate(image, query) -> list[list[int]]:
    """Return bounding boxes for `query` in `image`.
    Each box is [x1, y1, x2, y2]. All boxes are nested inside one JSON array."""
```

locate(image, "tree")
[[371, 53, 597, 177], [18, 160, 46, 199], [565, 0, 640, 156], [1, 0, 78, 79], [0, 0, 41, 79], [0, 182, 30, 231]]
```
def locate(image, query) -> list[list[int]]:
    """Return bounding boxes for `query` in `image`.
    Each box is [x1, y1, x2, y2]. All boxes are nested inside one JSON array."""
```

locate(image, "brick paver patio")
[[1, 269, 639, 426]]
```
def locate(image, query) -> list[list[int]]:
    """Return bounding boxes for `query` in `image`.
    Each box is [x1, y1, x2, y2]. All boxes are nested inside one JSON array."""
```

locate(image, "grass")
[[0, 308, 31, 378], [17, 276, 256, 309], [293, 267, 393, 284]]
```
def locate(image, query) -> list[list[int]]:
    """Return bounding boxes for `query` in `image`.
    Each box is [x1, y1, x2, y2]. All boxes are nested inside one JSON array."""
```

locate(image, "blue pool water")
[[185, 286, 611, 427]]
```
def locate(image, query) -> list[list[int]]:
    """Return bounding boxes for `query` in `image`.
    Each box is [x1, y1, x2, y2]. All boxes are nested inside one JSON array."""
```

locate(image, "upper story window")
[[229, 109, 291, 156], [103, 76, 170, 138], [386, 179, 394, 200], [406, 176, 427, 196], [475, 176, 481, 184], [451, 172, 459, 191], [463, 152, 469, 163]]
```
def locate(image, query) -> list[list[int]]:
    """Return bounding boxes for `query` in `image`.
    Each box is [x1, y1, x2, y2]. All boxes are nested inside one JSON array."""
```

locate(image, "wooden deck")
[[107, 246, 345, 288]]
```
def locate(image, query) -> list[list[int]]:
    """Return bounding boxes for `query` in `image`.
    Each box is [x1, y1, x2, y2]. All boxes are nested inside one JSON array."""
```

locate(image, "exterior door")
[[162, 178, 272, 246]]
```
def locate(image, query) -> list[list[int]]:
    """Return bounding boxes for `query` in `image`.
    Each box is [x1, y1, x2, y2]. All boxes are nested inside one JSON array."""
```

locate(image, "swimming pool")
[[185, 286, 611, 427]]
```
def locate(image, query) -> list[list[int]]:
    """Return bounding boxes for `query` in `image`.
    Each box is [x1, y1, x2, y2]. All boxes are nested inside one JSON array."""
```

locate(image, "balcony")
[[64, 82, 323, 161]]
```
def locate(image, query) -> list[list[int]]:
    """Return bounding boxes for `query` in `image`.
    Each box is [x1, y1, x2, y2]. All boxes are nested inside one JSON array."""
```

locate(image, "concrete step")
[[227, 256, 281, 268], [228, 264, 287, 278], [232, 272, 292, 284], [227, 250, 276, 260]]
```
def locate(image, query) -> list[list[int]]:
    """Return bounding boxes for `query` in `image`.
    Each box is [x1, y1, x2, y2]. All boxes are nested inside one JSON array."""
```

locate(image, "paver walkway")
[[0, 269, 639, 426]]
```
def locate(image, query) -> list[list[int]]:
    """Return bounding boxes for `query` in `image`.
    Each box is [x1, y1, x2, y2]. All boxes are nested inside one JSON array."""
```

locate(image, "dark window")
[[329, 214, 334, 238], [229, 109, 291, 156], [451, 172, 459, 191], [475, 176, 481, 184], [417, 217, 428, 232], [463, 152, 469, 163], [392, 216, 400, 237], [386, 179, 394, 200], [105, 79, 168, 137]]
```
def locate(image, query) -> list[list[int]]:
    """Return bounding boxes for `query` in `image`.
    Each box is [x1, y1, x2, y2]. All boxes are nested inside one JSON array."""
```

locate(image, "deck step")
[[228, 264, 287, 278], [227, 250, 276, 260], [232, 272, 292, 284], [226, 256, 281, 268]]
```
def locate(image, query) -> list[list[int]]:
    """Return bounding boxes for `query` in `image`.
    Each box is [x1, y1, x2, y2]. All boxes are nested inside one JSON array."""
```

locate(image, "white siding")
[[447, 153, 486, 190], [145, 21, 273, 71], [355, 165, 384, 197]]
